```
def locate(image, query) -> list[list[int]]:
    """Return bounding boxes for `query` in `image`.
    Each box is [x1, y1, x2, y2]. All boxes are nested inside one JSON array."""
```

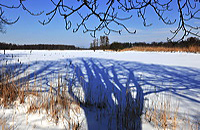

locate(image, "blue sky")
[[0, 0, 199, 48]]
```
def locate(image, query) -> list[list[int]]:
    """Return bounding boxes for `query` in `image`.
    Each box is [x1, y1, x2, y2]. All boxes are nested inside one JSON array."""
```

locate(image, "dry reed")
[[120, 46, 200, 53]]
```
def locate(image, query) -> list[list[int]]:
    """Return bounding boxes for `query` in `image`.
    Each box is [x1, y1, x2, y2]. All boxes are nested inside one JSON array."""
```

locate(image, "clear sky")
[[0, 0, 199, 48]]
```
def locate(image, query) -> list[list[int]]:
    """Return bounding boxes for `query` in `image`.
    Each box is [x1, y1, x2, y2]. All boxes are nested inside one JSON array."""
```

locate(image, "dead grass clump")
[[0, 65, 84, 129], [0, 71, 31, 107], [120, 46, 200, 53], [181, 113, 200, 130], [144, 100, 179, 129], [0, 116, 11, 130], [0, 74, 18, 107], [0, 119, 7, 130], [25, 80, 81, 127]]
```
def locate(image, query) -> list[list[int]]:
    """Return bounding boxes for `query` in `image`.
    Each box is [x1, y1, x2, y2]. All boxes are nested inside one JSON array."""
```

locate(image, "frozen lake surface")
[[0, 50, 199, 129]]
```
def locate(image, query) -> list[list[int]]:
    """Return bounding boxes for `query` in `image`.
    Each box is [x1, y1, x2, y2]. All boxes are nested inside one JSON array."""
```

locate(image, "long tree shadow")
[[1, 54, 200, 129], [68, 58, 143, 129], [68, 58, 200, 129]]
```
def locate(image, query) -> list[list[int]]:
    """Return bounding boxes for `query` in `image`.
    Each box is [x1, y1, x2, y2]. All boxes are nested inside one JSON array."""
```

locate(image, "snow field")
[[0, 50, 200, 129]]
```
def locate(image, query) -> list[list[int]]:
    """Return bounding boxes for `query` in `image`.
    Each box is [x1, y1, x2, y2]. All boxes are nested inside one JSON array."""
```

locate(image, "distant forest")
[[0, 37, 200, 51], [89, 37, 200, 51], [109, 37, 200, 51], [0, 43, 78, 50]]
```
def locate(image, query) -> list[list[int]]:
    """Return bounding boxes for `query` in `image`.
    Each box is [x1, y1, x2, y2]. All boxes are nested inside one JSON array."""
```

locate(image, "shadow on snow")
[[1, 55, 200, 129]]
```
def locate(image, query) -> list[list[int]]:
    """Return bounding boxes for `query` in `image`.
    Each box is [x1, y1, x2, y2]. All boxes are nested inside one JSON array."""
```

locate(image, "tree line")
[[89, 36, 200, 51], [109, 37, 200, 51], [1, 36, 199, 51], [0, 42, 78, 50]]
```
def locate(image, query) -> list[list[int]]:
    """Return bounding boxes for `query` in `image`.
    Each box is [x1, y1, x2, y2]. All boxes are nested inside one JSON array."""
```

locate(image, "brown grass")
[[25, 81, 80, 126], [120, 46, 200, 53], [0, 74, 18, 107], [0, 116, 11, 130], [0, 68, 82, 129], [143, 99, 199, 130], [144, 100, 179, 129]]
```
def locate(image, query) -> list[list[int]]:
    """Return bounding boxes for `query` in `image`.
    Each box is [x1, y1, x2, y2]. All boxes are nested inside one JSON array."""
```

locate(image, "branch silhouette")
[[0, 0, 199, 40]]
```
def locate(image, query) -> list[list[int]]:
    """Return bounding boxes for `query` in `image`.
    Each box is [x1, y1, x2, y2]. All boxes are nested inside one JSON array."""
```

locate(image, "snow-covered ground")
[[0, 50, 200, 130]]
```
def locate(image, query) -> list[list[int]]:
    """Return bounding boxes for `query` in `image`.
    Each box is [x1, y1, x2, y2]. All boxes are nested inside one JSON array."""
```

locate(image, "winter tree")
[[0, 0, 199, 41]]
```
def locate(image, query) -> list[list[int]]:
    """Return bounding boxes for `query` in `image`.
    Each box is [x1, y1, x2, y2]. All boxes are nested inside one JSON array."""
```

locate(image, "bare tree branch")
[[0, 0, 43, 33], [0, 0, 199, 41], [167, 0, 200, 41], [0, 7, 19, 33]]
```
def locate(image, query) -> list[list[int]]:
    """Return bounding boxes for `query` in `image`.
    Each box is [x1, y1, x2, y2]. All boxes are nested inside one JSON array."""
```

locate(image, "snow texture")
[[0, 50, 199, 130]]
